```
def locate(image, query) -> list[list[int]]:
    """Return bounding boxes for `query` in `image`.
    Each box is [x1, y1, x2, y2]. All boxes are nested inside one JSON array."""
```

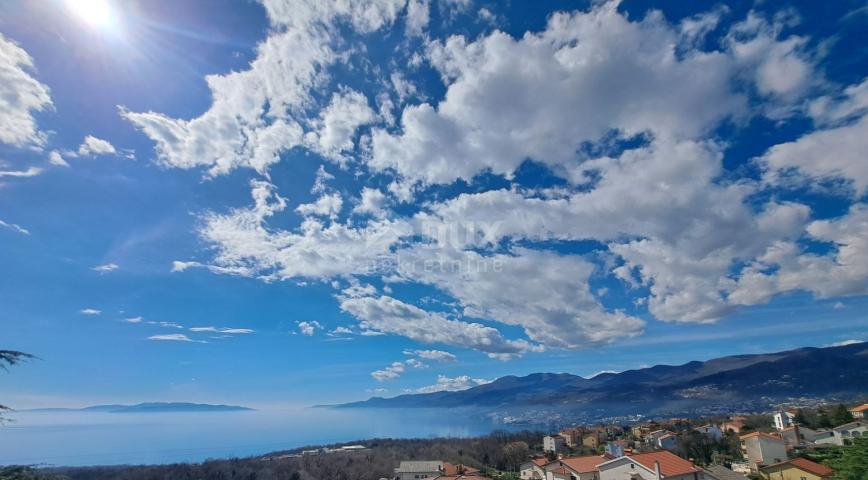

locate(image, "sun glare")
[[66, 0, 115, 29]]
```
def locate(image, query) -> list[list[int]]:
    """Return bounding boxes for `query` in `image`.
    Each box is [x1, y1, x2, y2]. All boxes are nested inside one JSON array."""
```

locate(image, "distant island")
[[25, 402, 254, 413]]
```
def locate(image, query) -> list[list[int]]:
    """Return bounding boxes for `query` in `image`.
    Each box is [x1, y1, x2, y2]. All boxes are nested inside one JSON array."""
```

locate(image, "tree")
[[829, 436, 868, 480], [818, 407, 834, 429], [832, 404, 854, 426], [0, 350, 36, 421], [793, 408, 808, 426]]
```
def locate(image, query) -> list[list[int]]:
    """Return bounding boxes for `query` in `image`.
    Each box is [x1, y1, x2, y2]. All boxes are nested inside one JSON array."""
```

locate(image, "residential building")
[[778, 426, 802, 450], [759, 458, 834, 480], [813, 421, 868, 446], [656, 433, 679, 451], [395, 461, 443, 480], [703, 464, 747, 480], [849, 404, 868, 419], [605, 441, 626, 458], [395, 461, 487, 480], [545, 455, 607, 480], [520, 458, 550, 480], [722, 417, 746, 434], [695, 425, 724, 441], [597, 451, 706, 480], [740, 432, 787, 472], [773, 411, 796, 431], [583, 433, 602, 449], [561, 427, 587, 448], [545, 435, 568, 454]]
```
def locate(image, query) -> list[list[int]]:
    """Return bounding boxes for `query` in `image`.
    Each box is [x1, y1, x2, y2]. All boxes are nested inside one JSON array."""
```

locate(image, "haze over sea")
[[0, 408, 517, 466]]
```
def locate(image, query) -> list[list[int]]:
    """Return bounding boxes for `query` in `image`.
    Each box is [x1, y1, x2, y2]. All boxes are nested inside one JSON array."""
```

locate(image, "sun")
[[66, 0, 115, 29]]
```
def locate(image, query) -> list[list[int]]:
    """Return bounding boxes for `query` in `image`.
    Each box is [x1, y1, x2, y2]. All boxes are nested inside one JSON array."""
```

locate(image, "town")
[[390, 403, 868, 480]]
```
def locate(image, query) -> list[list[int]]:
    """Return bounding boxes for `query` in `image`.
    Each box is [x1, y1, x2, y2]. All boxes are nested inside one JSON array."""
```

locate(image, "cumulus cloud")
[[304, 89, 376, 163], [79, 308, 101, 315], [297, 320, 322, 336], [412, 374, 491, 393], [0, 33, 52, 147], [340, 294, 540, 359], [371, 361, 405, 381], [296, 192, 343, 219], [92, 263, 119, 273], [124, 316, 143, 323], [48, 150, 69, 167], [78, 135, 117, 156]]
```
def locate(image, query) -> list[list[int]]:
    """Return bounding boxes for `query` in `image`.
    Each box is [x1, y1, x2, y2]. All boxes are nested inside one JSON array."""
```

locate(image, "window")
[[800, 477, 807, 480]]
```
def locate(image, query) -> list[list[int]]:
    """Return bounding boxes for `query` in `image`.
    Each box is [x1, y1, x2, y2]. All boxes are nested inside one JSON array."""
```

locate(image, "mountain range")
[[26, 402, 254, 413], [337, 342, 868, 419]]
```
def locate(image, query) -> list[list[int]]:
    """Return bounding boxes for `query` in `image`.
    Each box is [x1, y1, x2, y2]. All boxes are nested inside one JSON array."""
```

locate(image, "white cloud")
[[297, 320, 322, 336], [48, 150, 69, 167], [0, 33, 52, 147], [404, 349, 456, 362], [124, 316, 143, 323], [189, 326, 254, 334], [79, 308, 101, 315], [304, 89, 376, 163], [371, 361, 406, 381], [329, 326, 354, 336], [91, 263, 119, 273], [340, 294, 540, 359], [171, 260, 201, 272], [147, 333, 205, 343], [78, 135, 117, 156], [0, 166, 42, 178], [295, 192, 343, 219], [0, 219, 29, 235], [412, 374, 491, 393], [405, 0, 430, 36], [353, 188, 388, 218], [825, 339, 864, 347], [762, 108, 868, 196]]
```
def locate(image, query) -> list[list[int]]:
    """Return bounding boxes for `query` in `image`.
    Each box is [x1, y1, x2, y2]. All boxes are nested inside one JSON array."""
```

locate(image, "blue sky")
[[1, 0, 867, 409]]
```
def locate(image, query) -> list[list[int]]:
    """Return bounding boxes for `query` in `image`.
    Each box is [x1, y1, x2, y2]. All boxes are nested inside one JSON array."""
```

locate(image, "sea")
[[0, 407, 533, 467]]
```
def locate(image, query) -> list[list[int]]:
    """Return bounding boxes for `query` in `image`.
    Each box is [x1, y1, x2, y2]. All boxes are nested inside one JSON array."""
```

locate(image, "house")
[[778, 426, 802, 450], [561, 427, 587, 448], [395, 461, 443, 480], [773, 410, 796, 431], [759, 458, 834, 480], [703, 464, 747, 480], [722, 417, 746, 434], [849, 404, 868, 419], [813, 420, 868, 446], [520, 458, 550, 480], [583, 433, 602, 449], [395, 461, 487, 480], [695, 425, 724, 441], [740, 432, 787, 472], [545, 435, 568, 453], [545, 455, 607, 480], [605, 441, 626, 458], [656, 433, 679, 451], [597, 451, 706, 480]]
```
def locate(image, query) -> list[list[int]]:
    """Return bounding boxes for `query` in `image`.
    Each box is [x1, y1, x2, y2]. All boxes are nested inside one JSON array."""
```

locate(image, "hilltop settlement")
[[389, 402, 867, 480]]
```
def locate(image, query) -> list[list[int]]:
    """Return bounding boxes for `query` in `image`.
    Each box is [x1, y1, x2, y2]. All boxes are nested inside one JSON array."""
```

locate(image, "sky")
[[0, 0, 867, 409]]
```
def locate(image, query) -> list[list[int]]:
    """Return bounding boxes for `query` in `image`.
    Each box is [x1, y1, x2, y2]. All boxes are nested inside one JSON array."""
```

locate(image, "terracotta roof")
[[442, 463, 479, 476], [761, 458, 834, 477], [739, 431, 783, 441], [629, 451, 702, 477], [531, 458, 550, 467], [849, 404, 868, 413], [549, 466, 570, 478], [559, 455, 606, 473]]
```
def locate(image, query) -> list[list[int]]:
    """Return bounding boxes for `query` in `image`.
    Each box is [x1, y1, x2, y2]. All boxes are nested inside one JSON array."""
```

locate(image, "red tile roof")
[[559, 455, 606, 473], [849, 404, 868, 413], [442, 463, 479, 476], [629, 451, 702, 477], [762, 458, 834, 477], [531, 458, 550, 467]]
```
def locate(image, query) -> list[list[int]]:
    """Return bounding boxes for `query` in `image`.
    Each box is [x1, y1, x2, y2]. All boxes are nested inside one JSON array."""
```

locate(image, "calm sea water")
[[0, 407, 524, 467]]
